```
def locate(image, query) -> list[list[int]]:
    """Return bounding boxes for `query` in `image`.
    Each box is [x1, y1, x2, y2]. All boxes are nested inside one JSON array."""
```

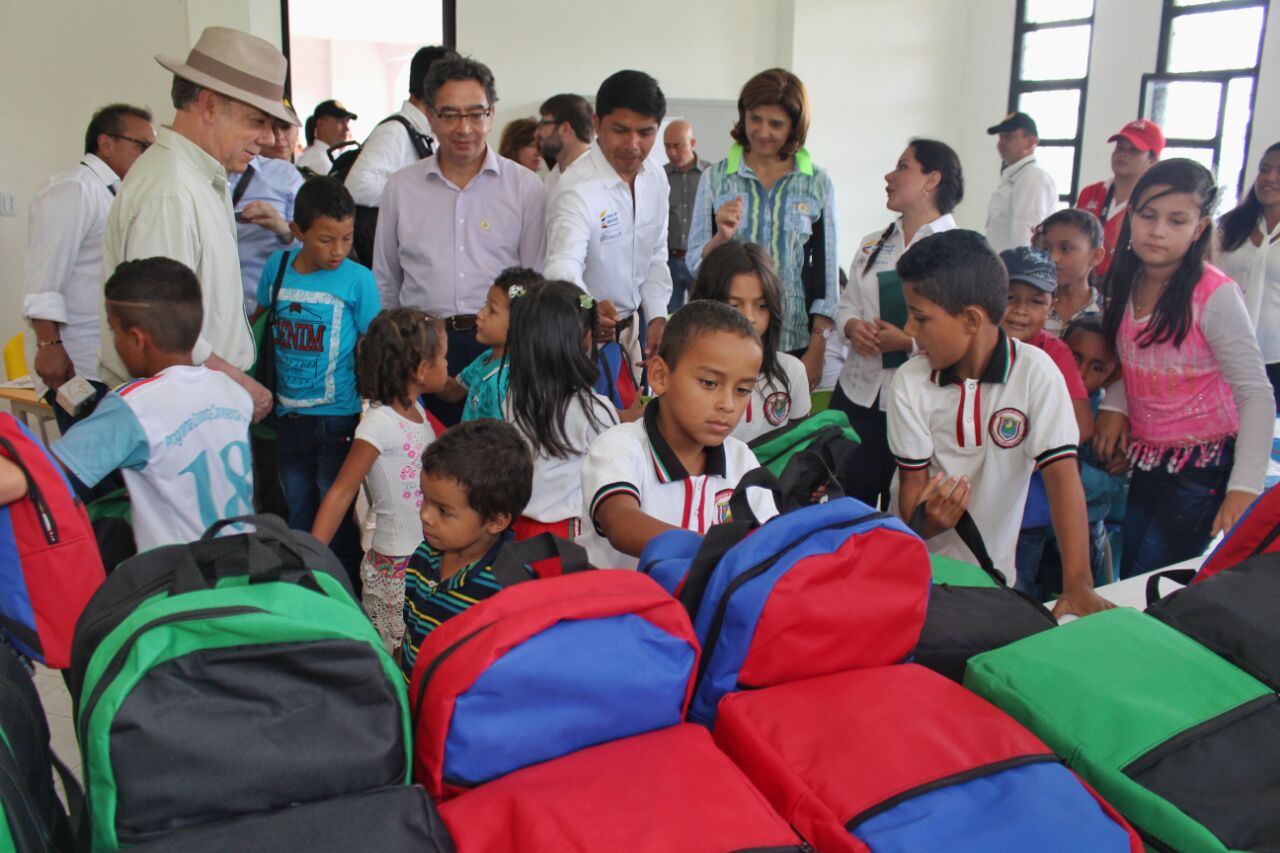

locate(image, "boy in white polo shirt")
[[886, 230, 1110, 617], [578, 300, 775, 569], [54, 258, 254, 552]]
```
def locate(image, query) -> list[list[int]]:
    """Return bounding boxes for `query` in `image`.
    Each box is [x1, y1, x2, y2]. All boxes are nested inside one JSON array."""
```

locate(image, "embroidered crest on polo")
[[990, 408, 1028, 448], [764, 391, 791, 426], [715, 488, 734, 523]]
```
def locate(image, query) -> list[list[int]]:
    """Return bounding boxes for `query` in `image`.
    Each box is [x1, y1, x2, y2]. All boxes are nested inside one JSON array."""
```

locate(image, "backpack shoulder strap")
[[231, 163, 256, 207], [384, 114, 433, 159]]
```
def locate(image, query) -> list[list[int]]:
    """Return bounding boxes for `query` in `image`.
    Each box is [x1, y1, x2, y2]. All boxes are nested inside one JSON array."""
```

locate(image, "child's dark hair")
[[421, 419, 532, 524], [691, 241, 787, 392], [658, 300, 762, 370], [357, 309, 444, 407], [1062, 315, 1114, 356], [896, 230, 1007, 323], [1037, 208, 1105, 289], [1219, 141, 1280, 253], [105, 257, 203, 352], [491, 266, 544, 297], [294, 176, 355, 231], [507, 281, 616, 459], [1102, 158, 1218, 349]]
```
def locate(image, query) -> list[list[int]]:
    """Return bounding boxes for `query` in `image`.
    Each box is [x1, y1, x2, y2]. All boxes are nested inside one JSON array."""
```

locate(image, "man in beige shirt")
[[98, 26, 300, 420]]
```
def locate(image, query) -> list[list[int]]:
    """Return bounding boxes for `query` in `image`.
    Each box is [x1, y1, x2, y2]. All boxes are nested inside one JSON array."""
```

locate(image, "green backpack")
[[966, 608, 1280, 852], [69, 515, 410, 851], [747, 409, 860, 477]]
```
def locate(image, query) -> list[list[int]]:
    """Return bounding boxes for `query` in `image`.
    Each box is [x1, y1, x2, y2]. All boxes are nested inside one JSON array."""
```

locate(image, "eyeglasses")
[[430, 107, 493, 127], [537, 119, 557, 127], [108, 133, 152, 153]]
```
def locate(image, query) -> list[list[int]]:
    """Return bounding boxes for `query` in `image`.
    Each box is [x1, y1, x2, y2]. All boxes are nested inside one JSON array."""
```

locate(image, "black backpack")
[[0, 645, 80, 852], [331, 115, 433, 268]]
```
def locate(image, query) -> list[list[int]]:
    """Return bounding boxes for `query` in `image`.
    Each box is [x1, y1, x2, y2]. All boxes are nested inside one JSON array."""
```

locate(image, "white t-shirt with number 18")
[[53, 364, 254, 552]]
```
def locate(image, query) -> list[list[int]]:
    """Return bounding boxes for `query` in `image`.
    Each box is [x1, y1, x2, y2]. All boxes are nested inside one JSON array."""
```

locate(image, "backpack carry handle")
[[777, 436, 849, 510], [170, 515, 316, 593], [727, 467, 785, 528], [490, 533, 591, 588], [908, 506, 1005, 586], [676, 520, 754, 619], [1145, 569, 1196, 607]]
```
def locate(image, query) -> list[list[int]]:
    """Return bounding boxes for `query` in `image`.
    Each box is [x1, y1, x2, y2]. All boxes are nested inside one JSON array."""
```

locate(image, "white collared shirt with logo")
[[578, 402, 775, 569], [986, 154, 1058, 253], [834, 214, 957, 409], [544, 142, 674, 322], [887, 336, 1078, 580], [733, 352, 812, 442]]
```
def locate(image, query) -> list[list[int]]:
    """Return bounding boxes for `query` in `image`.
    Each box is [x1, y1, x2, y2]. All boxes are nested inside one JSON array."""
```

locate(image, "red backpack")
[[0, 414, 105, 667]]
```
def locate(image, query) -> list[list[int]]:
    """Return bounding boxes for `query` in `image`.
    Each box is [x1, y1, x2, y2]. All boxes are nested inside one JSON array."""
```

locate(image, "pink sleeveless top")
[[1118, 264, 1239, 472]]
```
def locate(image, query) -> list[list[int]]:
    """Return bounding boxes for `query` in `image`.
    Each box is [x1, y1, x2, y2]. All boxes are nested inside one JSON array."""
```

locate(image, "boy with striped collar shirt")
[[886, 230, 1111, 617], [578, 301, 777, 570]]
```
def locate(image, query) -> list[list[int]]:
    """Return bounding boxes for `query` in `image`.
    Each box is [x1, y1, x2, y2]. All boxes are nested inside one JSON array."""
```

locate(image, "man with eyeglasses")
[[373, 56, 546, 426], [22, 103, 155, 425], [535, 93, 594, 200]]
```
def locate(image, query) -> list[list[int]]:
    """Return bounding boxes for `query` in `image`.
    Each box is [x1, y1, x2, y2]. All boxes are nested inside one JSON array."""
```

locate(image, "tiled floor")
[[32, 663, 81, 808]]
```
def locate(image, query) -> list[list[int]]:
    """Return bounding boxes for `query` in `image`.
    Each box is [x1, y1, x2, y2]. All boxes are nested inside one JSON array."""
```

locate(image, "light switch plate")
[[0, 192, 16, 217]]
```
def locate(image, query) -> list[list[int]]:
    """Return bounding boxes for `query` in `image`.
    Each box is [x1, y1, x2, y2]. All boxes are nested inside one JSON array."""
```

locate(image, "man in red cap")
[[1075, 119, 1165, 276]]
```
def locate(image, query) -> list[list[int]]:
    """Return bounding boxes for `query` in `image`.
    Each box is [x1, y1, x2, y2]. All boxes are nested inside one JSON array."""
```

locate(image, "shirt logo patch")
[[715, 488, 735, 523], [479, 218, 492, 231], [599, 209, 622, 244], [764, 391, 791, 426], [989, 408, 1029, 448]]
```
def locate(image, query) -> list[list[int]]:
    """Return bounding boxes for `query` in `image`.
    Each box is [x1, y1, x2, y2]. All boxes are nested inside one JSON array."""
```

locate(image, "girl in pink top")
[[1095, 159, 1274, 578]]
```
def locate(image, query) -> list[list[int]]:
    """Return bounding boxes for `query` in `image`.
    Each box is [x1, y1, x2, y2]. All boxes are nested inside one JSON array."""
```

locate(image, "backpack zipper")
[[78, 605, 265, 816], [696, 513, 886, 688], [0, 435, 58, 544], [410, 620, 499, 731]]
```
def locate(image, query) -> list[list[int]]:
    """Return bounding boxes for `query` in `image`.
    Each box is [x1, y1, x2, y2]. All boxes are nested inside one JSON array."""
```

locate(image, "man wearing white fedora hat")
[[97, 26, 300, 422]]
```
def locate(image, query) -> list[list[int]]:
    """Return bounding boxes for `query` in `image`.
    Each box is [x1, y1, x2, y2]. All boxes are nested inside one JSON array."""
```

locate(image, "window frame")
[[1007, 0, 1097, 203], [1141, 0, 1269, 202]]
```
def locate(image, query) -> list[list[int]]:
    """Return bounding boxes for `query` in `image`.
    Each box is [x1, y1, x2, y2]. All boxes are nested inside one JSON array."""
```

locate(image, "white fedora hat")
[[157, 26, 300, 126]]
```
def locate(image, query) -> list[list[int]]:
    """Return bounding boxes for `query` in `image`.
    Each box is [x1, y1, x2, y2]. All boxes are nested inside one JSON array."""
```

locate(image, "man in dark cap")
[[298, 99, 358, 174], [985, 111, 1057, 253]]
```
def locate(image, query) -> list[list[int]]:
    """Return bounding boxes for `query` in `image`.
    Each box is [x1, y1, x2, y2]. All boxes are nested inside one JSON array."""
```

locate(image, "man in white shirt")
[[545, 70, 674, 382], [297, 99, 357, 175], [535, 93, 593, 199], [23, 104, 155, 413], [98, 26, 300, 422], [344, 46, 454, 206], [985, 112, 1057, 253]]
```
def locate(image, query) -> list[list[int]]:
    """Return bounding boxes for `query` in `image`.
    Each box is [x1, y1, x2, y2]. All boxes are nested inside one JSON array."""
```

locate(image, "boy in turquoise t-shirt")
[[253, 176, 380, 578]]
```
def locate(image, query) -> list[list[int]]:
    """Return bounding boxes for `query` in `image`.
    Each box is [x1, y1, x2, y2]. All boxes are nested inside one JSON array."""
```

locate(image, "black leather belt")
[[670, 248, 688, 258], [444, 314, 477, 331]]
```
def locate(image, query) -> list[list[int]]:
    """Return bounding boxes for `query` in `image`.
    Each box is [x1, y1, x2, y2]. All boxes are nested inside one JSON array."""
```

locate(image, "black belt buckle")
[[445, 314, 477, 332]]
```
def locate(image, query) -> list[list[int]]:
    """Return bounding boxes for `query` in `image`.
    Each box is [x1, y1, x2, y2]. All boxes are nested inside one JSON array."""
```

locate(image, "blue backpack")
[[638, 473, 932, 725]]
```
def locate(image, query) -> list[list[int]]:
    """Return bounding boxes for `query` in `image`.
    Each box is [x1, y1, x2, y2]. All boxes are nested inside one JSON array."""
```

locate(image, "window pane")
[[1020, 26, 1092, 80], [1024, 0, 1093, 23], [1145, 79, 1222, 140], [1167, 8, 1265, 72], [1035, 145, 1077, 197], [1162, 146, 1217, 175], [1174, 0, 1240, 6], [1216, 77, 1254, 209], [1018, 89, 1081, 139]]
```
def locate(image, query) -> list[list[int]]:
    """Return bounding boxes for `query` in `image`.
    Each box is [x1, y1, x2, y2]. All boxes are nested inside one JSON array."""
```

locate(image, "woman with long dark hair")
[[1217, 142, 1280, 408], [831, 138, 963, 508]]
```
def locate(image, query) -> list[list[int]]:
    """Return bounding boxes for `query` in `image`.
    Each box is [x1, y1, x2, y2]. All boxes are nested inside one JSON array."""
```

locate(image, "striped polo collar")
[[932, 330, 1017, 387], [643, 399, 727, 482]]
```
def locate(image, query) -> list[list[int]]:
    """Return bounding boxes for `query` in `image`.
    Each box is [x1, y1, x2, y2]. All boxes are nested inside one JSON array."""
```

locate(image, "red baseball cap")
[[1108, 119, 1165, 154]]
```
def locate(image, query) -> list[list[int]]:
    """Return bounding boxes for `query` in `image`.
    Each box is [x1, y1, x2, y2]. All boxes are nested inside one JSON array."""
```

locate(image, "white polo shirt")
[[578, 400, 775, 569], [887, 333, 1078, 580], [986, 154, 1057, 253], [835, 214, 957, 409], [506, 391, 618, 524], [544, 142, 673, 322], [732, 351, 811, 442]]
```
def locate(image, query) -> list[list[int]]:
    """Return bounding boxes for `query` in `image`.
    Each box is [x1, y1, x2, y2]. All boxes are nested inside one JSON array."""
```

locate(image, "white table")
[[1054, 554, 1204, 622]]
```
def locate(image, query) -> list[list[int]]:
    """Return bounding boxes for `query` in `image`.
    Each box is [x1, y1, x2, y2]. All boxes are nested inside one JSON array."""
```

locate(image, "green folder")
[[877, 270, 909, 369]]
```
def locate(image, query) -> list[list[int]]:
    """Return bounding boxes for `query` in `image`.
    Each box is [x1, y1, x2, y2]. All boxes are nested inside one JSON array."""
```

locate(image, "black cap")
[[1000, 247, 1057, 293], [987, 111, 1038, 136], [314, 99, 358, 121]]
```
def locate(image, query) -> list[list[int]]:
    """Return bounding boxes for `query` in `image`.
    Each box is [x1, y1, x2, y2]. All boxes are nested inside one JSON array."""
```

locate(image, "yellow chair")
[[3, 333, 26, 381]]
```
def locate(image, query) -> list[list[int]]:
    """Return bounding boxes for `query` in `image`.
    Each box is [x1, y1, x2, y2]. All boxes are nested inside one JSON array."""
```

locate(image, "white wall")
[[0, 0, 280, 371]]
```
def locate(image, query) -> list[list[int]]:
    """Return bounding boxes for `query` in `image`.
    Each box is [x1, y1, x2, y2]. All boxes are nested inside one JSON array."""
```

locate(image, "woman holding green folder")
[[832, 139, 964, 509]]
